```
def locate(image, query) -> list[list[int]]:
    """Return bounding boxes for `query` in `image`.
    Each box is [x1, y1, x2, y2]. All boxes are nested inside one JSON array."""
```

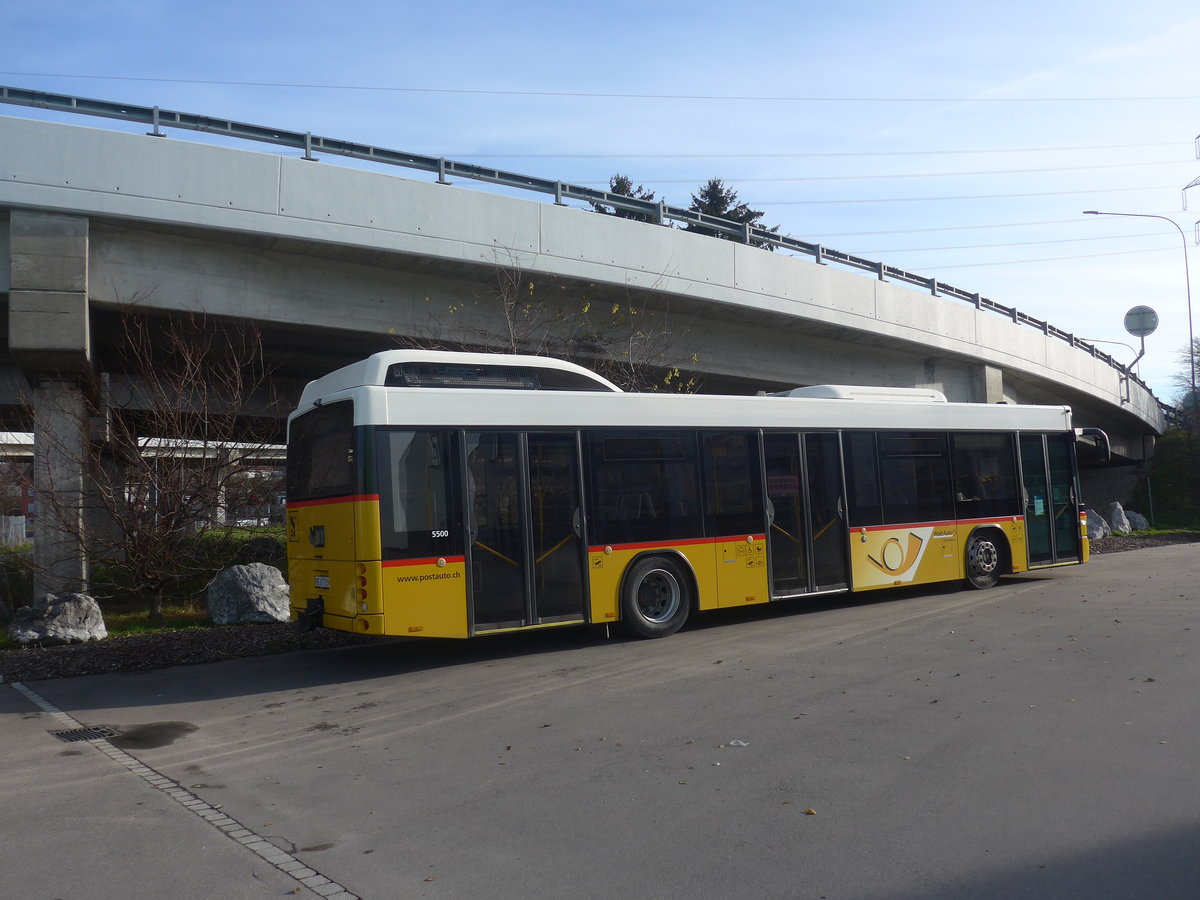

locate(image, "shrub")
[[0, 545, 33, 623], [88, 526, 286, 616], [1143, 431, 1200, 528]]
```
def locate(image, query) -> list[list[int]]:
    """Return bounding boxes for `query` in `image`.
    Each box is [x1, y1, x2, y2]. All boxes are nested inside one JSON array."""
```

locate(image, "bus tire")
[[620, 556, 692, 638], [964, 530, 1005, 590]]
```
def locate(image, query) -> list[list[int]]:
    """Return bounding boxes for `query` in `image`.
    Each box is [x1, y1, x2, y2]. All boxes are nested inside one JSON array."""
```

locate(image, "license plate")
[[314, 575, 330, 590]]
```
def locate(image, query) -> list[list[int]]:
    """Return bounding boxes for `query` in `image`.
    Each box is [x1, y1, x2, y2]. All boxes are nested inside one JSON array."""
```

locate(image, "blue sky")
[[4, 1, 1199, 399]]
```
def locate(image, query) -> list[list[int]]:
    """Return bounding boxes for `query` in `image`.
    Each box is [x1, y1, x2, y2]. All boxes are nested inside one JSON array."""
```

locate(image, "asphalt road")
[[5, 545, 1199, 900]]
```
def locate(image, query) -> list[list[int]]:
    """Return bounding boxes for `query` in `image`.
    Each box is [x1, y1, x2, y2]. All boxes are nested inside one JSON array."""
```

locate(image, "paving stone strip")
[[7, 680, 360, 900]]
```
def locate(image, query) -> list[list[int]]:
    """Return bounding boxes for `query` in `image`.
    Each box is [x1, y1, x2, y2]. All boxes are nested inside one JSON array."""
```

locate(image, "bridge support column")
[[7, 210, 92, 599], [30, 382, 89, 597], [970, 364, 1005, 404]]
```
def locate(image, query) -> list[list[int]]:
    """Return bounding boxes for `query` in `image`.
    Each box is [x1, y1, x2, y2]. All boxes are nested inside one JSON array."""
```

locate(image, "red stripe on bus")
[[859, 516, 1024, 533], [589, 534, 766, 553], [287, 494, 380, 509], [957, 515, 1025, 526], [382, 556, 466, 567]]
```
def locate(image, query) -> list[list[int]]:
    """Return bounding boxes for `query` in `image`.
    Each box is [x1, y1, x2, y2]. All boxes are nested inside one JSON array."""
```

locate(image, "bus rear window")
[[287, 401, 355, 501]]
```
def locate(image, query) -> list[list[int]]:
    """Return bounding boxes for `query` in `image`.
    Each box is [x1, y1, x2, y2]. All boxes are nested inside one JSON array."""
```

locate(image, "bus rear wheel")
[[965, 532, 1003, 590], [620, 556, 692, 638]]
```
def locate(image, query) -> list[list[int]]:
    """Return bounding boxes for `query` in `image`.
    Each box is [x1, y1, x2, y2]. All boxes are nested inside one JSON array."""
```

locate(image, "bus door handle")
[[572, 507, 583, 539], [837, 496, 845, 519], [765, 498, 775, 527]]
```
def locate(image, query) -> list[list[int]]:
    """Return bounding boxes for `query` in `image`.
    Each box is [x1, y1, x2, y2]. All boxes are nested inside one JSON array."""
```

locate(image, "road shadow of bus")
[[682, 572, 1064, 633], [37, 575, 1062, 713]]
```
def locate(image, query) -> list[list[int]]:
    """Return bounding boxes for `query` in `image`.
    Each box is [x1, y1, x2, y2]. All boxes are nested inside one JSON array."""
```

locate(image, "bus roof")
[[776, 385, 948, 402], [295, 350, 621, 410], [292, 351, 1073, 434]]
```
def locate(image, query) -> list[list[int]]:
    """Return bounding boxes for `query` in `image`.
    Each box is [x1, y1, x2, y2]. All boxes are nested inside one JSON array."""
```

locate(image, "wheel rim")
[[635, 568, 682, 623], [969, 538, 998, 576]]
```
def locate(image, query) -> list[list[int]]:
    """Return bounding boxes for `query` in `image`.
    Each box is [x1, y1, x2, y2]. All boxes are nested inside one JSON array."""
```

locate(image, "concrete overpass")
[[0, 105, 1167, 595]]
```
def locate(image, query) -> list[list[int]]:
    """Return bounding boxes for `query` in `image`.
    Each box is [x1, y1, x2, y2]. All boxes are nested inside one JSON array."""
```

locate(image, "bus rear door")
[[465, 431, 588, 632]]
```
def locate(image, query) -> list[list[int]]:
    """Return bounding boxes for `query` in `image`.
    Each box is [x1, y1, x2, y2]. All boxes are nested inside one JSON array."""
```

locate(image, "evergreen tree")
[[591, 174, 657, 222], [685, 178, 779, 250]]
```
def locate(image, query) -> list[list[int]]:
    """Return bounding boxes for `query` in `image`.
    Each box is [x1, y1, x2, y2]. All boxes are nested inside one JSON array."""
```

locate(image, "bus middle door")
[[465, 431, 588, 632]]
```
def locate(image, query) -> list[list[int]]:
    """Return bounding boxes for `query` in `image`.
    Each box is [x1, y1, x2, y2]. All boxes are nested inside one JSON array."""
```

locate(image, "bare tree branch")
[[31, 304, 286, 620], [400, 256, 702, 393]]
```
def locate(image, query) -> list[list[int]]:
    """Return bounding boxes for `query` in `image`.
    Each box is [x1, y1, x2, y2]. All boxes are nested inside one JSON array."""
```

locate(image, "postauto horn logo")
[[866, 527, 933, 582]]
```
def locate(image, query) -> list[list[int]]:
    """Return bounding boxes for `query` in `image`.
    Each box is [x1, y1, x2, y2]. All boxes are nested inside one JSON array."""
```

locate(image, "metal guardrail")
[[0, 84, 1164, 409]]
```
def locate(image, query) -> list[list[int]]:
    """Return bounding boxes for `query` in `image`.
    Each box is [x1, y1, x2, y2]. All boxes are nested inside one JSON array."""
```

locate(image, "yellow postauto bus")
[[287, 350, 1087, 639]]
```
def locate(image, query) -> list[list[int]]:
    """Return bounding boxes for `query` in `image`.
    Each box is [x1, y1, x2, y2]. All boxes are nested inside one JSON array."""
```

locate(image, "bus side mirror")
[[1075, 428, 1111, 464]]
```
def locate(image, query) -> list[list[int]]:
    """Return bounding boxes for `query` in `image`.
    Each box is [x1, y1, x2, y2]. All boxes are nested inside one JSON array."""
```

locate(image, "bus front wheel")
[[620, 556, 692, 638], [965, 532, 1004, 590]]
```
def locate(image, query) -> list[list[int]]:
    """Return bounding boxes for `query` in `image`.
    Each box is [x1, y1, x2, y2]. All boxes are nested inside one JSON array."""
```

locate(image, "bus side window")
[[701, 431, 763, 537], [879, 432, 953, 525], [376, 429, 460, 559], [588, 431, 701, 544], [843, 432, 882, 526], [950, 433, 1019, 518]]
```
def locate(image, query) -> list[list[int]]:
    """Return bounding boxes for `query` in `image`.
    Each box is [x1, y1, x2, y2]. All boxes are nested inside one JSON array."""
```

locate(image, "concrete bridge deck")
[[0, 114, 1163, 447]]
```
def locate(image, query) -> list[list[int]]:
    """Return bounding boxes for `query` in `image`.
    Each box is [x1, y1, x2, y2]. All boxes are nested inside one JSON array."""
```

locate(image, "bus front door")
[[1019, 433, 1080, 566], [764, 432, 848, 597], [465, 431, 587, 632]]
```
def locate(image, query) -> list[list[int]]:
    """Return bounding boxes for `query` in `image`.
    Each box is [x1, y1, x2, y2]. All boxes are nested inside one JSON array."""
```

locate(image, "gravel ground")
[[1086, 531, 1200, 554], [0, 621, 373, 684], [3, 532, 1197, 684]]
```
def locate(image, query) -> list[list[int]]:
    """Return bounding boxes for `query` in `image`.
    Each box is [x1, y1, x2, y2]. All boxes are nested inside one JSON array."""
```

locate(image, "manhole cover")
[[50, 726, 119, 743]]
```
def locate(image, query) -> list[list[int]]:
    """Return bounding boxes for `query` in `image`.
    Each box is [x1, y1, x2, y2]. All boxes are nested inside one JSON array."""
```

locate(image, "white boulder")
[[1107, 502, 1132, 535], [1085, 509, 1111, 541], [206, 563, 290, 625], [8, 592, 107, 646]]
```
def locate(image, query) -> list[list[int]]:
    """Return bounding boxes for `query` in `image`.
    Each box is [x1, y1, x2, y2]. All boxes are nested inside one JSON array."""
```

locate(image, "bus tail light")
[[357, 564, 370, 610]]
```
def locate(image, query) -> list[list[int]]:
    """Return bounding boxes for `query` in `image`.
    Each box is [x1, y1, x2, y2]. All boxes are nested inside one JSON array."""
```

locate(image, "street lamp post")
[[1083, 210, 1196, 426]]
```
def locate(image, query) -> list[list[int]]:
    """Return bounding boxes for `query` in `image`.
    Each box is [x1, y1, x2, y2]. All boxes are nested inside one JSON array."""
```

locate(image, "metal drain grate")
[[50, 726, 119, 743]]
